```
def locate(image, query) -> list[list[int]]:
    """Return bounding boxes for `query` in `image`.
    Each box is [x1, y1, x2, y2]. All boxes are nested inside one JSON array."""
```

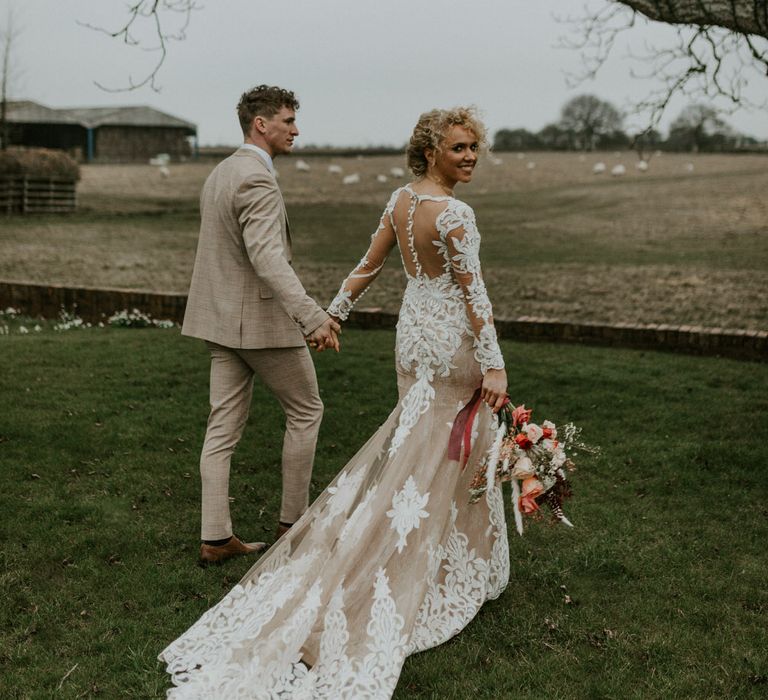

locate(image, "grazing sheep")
[[295, 159, 311, 171], [389, 167, 405, 178], [526, 161, 536, 170], [159, 165, 171, 178], [593, 162, 606, 174], [376, 174, 388, 183], [490, 156, 503, 166], [327, 164, 343, 174], [636, 160, 648, 172], [611, 164, 626, 176], [342, 173, 361, 185], [149, 153, 170, 166]]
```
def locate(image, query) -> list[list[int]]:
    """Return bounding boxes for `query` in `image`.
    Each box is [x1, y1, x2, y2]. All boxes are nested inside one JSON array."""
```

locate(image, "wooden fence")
[[0, 176, 77, 214]]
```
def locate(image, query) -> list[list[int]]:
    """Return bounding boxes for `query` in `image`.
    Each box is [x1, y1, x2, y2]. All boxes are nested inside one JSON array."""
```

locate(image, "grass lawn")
[[1, 326, 767, 698]]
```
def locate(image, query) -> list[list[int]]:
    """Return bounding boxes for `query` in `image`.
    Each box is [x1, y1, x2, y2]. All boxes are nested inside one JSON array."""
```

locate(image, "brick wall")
[[1, 281, 765, 361]]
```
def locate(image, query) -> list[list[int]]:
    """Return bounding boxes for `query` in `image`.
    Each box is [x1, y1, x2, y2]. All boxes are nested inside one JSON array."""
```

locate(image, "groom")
[[182, 84, 340, 565]]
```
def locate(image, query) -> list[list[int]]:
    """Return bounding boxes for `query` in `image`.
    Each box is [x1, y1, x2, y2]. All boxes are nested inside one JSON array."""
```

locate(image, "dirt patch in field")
[[2, 152, 766, 330]]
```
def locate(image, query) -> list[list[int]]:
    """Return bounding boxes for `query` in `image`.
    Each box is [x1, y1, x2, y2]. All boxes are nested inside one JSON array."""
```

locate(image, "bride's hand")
[[481, 368, 507, 413]]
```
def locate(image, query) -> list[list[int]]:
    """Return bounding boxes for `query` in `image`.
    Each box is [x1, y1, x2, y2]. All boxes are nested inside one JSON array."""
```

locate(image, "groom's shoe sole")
[[198, 536, 268, 566]]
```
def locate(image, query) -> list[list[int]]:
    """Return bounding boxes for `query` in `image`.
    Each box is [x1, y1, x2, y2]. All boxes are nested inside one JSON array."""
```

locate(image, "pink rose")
[[525, 423, 544, 443], [511, 404, 532, 427]]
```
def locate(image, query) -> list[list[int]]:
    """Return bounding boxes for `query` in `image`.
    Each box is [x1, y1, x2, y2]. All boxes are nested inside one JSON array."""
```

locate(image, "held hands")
[[306, 317, 341, 353], [481, 367, 508, 413]]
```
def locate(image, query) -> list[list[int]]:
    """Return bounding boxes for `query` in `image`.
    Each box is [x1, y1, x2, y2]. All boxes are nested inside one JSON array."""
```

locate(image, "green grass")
[[1, 327, 767, 698]]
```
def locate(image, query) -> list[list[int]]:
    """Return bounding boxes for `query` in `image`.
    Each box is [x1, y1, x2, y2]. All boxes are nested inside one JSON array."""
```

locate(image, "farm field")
[[0, 151, 766, 330]]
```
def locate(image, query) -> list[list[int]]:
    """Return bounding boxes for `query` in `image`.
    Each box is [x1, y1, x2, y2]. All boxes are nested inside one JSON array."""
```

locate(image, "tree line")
[[494, 95, 766, 155]]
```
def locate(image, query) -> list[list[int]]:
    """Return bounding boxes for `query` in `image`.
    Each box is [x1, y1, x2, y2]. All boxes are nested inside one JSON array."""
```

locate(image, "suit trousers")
[[200, 341, 323, 541]]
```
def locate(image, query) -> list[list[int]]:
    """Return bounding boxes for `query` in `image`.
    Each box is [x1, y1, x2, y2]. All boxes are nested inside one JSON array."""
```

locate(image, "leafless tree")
[[79, 0, 199, 92], [559, 94, 624, 149], [0, 7, 21, 150], [559, 1, 768, 131]]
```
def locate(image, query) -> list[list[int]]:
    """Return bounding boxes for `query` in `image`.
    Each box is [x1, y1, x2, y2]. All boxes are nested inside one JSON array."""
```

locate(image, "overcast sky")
[[5, 0, 768, 146]]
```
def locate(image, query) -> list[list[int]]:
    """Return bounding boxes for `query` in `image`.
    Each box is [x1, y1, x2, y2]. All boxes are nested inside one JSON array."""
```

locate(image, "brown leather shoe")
[[199, 536, 267, 566], [275, 522, 293, 540]]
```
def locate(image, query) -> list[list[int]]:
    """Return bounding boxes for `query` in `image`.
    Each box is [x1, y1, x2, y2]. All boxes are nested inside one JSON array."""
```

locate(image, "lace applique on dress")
[[161, 186, 511, 699]]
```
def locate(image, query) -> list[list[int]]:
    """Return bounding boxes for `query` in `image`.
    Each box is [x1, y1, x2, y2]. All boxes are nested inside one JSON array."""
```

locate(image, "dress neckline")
[[402, 183, 453, 203]]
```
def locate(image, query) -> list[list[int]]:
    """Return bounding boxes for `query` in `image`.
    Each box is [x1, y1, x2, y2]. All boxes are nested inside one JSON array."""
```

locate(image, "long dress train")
[[160, 184, 510, 698]]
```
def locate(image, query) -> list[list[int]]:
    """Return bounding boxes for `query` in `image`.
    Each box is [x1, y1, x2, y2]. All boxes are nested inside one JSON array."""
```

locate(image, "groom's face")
[[260, 107, 299, 157]]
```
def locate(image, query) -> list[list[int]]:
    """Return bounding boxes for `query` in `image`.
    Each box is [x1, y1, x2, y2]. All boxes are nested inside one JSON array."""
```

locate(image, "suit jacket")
[[182, 148, 328, 348]]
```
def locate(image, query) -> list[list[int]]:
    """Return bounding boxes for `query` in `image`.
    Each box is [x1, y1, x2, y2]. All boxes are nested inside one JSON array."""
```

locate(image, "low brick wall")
[[0, 281, 187, 324], [1, 281, 766, 362]]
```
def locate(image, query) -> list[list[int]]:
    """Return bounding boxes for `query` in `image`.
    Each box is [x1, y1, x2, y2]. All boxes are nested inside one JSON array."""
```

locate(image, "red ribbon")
[[448, 387, 484, 470]]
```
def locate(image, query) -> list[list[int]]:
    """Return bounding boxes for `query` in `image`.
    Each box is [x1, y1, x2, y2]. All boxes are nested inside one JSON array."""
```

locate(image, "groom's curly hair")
[[237, 85, 300, 135], [406, 107, 488, 177]]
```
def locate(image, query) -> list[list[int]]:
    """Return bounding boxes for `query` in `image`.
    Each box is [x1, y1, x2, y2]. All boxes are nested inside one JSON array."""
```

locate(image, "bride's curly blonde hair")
[[406, 107, 488, 177]]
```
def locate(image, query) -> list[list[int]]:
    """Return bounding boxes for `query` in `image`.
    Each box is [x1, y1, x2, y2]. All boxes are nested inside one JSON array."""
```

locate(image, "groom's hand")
[[306, 318, 341, 352]]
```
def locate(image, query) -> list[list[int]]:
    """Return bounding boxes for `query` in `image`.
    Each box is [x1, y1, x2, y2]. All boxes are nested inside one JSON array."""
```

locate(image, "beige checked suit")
[[183, 147, 329, 540]]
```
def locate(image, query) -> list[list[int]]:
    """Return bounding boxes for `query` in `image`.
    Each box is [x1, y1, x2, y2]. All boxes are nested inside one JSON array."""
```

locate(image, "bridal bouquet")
[[467, 402, 594, 535]]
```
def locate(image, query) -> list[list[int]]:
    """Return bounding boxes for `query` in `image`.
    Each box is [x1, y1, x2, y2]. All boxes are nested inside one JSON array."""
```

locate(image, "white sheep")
[[342, 173, 361, 185], [593, 162, 606, 174], [389, 167, 405, 178], [376, 174, 388, 183], [327, 164, 343, 174], [526, 161, 536, 170], [295, 159, 311, 171], [636, 160, 648, 172], [611, 164, 626, 176]]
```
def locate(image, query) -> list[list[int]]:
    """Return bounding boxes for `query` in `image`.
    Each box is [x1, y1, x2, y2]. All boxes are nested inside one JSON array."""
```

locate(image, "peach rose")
[[519, 477, 544, 514]]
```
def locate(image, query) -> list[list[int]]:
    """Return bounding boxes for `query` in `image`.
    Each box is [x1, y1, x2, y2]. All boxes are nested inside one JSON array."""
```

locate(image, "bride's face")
[[428, 125, 479, 187]]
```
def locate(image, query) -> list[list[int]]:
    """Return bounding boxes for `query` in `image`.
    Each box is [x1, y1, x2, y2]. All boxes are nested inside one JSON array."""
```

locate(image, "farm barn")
[[3, 100, 197, 163]]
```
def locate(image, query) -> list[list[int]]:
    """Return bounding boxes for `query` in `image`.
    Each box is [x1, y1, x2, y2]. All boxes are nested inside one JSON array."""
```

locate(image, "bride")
[[160, 106, 510, 698]]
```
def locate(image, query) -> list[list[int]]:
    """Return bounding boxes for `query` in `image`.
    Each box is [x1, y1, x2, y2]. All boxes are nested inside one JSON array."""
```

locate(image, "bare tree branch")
[[617, 0, 768, 38], [80, 0, 199, 92], [558, 1, 768, 131]]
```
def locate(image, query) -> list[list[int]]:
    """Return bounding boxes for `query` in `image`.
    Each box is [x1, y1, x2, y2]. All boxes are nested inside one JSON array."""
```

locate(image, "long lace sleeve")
[[327, 194, 398, 320], [438, 203, 505, 374]]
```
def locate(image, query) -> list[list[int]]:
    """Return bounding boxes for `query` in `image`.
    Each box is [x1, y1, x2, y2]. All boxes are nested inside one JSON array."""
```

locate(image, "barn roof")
[[5, 100, 197, 132]]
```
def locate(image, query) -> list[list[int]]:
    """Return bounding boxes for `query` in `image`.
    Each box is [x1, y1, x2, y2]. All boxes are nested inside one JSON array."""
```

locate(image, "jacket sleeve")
[[235, 173, 329, 336]]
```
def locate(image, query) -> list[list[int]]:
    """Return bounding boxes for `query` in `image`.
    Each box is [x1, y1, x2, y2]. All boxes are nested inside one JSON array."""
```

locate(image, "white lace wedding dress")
[[159, 184, 510, 698]]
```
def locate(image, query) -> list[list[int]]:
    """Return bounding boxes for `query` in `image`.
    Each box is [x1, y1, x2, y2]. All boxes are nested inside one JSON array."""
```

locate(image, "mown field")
[[0, 151, 766, 330], [1, 324, 767, 698]]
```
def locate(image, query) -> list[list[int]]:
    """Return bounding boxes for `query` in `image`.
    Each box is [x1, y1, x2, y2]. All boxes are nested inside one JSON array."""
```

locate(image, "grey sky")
[[5, 0, 767, 146]]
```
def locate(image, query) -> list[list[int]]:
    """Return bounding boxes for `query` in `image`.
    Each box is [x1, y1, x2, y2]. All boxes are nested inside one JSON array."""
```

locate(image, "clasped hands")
[[306, 317, 341, 352]]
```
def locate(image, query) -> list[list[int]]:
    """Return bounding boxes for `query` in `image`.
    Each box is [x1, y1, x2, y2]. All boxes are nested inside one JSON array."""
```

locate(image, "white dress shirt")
[[240, 143, 274, 173]]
